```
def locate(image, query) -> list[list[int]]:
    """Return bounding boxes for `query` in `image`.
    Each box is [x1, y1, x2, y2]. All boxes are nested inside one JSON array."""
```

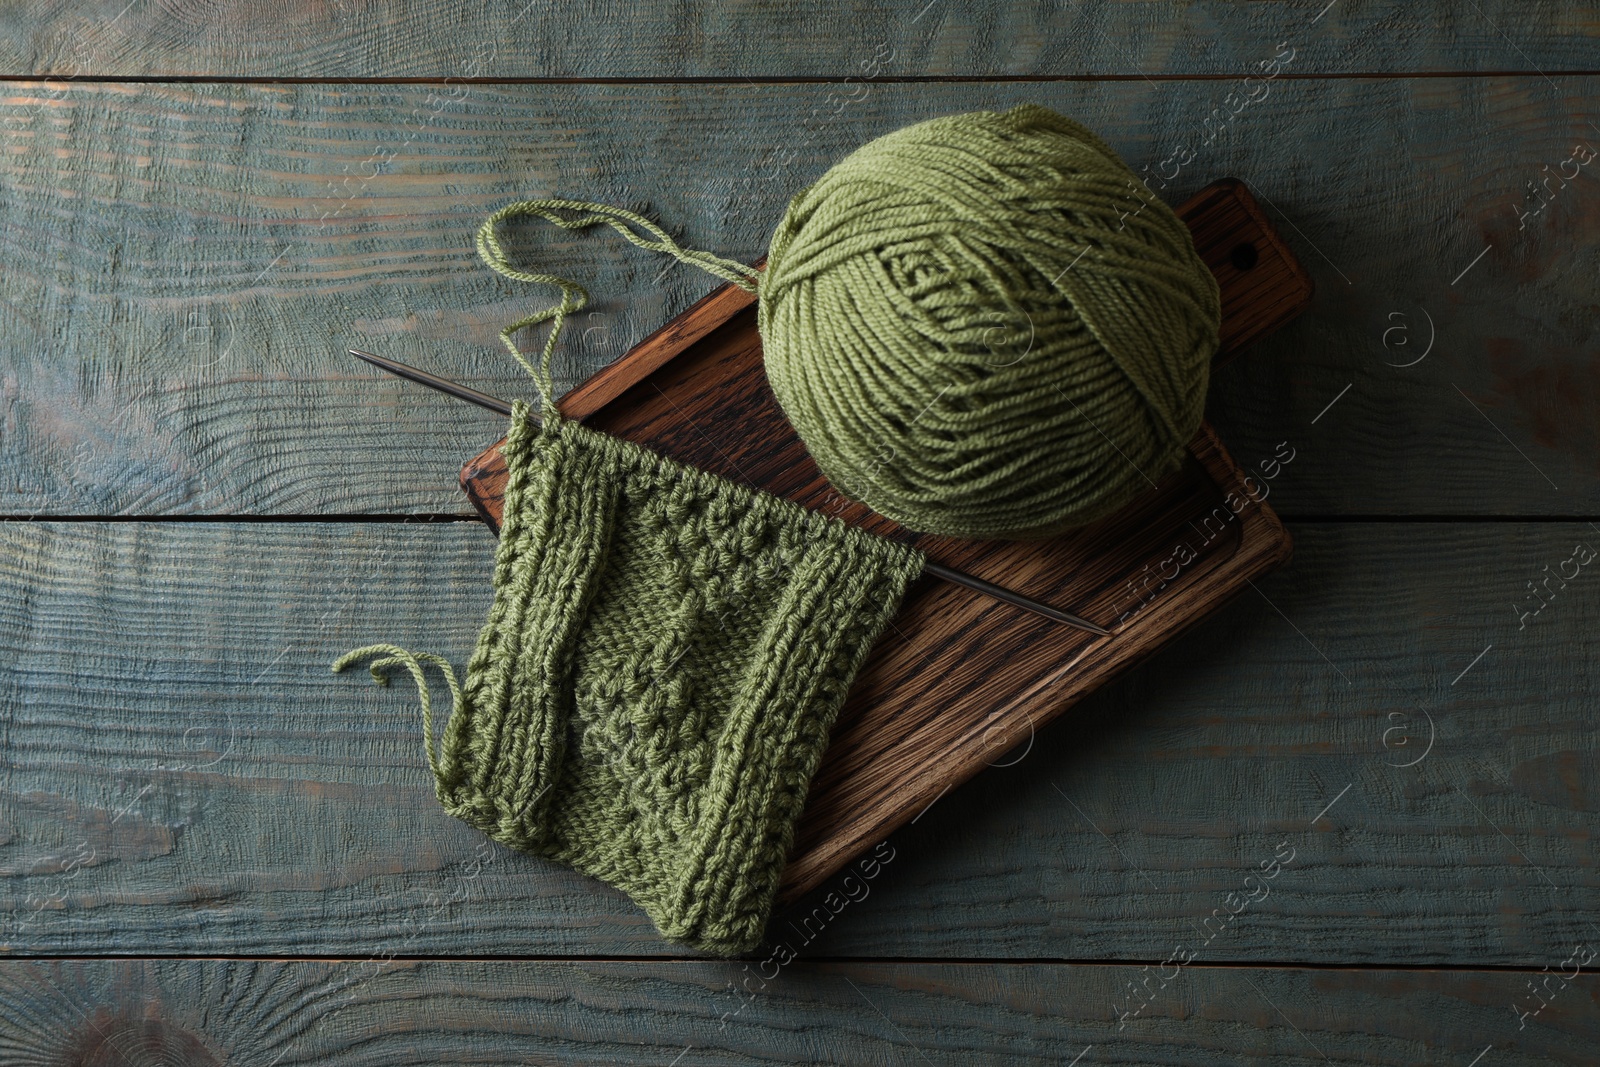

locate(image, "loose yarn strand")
[[475, 198, 761, 410], [332, 643, 463, 782]]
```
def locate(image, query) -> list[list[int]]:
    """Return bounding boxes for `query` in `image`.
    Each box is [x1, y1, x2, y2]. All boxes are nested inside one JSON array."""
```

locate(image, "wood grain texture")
[[458, 178, 1303, 901], [1, 520, 1595, 961], [1, 77, 1596, 517], [1, 959, 1596, 1066], [1, 1, 1597, 78], [3, 6, 1595, 1058]]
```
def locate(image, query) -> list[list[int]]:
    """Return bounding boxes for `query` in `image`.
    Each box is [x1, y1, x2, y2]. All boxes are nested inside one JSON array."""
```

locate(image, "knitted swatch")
[[338, 400, 924, 955]]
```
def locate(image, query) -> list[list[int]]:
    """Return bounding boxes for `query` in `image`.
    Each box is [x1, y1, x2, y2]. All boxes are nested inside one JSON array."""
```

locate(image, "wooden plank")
[[1, 2, 1596, 77], [1, 78, 1594, 518], [457, 178, 1304, 902], [1, 959, 1595, 1064], [2, 520, 1595, 960]]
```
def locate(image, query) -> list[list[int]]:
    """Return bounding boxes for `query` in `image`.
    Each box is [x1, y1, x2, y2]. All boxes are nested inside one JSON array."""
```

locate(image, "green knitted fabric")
[[337, 300, 925, 952], [338, 407, 922, 954]]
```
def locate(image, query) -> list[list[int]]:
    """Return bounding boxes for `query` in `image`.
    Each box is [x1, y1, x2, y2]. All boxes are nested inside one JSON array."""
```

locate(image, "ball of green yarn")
[[757, 103, 1222, 540]]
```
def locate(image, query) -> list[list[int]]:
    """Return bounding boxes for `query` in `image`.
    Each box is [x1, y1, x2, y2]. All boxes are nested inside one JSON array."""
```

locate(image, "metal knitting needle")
[[352, 348, 516, 419], [917, 560, 1109, 635], [350, 348, 1113, 638]]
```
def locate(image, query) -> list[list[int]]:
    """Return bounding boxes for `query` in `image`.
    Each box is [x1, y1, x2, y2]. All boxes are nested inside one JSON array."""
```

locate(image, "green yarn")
[[474, 198, 761, 407], [336, 405, 922, 955], [475, 106, 1220, 540], [337, 217, 923, 954], [332, 103, 1216, 949], [759, 103, 1220, 538]]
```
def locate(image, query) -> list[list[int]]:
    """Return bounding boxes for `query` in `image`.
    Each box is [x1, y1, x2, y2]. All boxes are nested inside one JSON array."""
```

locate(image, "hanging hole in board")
[[1229, 241, 1259, 272]]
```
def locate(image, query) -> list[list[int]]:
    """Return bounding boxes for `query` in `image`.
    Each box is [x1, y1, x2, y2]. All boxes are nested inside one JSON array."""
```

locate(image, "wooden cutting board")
[[461, 179, 1312, 904]]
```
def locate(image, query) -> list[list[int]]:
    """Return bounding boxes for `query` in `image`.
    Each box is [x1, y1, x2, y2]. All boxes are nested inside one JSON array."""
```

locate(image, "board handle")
[[1185, 177, 1315, 362]]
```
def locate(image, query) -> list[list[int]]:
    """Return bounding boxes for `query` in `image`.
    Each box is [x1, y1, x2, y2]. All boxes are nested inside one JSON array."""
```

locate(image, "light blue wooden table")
[[1, 3, 1596, 1063]]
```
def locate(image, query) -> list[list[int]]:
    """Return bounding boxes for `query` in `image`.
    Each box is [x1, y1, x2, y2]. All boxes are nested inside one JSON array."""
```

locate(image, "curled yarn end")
[[475, 197, 761, 406], [332, 643, 463, 779]]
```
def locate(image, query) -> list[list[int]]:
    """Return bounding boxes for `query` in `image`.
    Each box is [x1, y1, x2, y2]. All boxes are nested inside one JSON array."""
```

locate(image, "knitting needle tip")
[[350, 348, 515, 419]]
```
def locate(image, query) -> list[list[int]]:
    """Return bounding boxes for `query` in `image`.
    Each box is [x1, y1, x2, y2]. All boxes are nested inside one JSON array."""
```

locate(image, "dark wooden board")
[[459, 180, 1305, 902], [4, 959, 1596, 1065]]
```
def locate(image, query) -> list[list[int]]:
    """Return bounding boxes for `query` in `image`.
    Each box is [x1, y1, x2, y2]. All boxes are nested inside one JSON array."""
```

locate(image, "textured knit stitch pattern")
[[339, 401, 925, 956]]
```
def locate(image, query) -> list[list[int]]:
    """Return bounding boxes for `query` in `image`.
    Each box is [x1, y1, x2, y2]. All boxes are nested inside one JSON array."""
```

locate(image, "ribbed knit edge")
[[436, 406, 618, 849], [646, 521, 923, 954]]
